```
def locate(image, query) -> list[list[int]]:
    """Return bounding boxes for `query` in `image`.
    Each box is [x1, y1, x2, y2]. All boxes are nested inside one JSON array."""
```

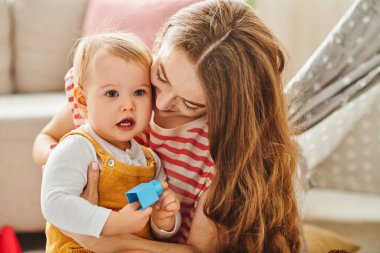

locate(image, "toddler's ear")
[[73, 85, 87, 114]]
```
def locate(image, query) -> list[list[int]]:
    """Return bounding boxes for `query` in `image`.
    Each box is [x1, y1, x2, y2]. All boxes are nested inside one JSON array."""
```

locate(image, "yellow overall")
[[45, 129, 156, 253]]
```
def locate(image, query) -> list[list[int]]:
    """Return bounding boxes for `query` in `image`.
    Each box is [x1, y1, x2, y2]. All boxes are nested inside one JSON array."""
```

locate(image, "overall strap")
[[60, 129, 111, 163], [140, 145, 156, 167]]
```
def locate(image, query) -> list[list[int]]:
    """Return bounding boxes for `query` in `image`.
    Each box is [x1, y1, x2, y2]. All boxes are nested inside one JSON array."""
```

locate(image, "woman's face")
[[150, 44, 207, 127]]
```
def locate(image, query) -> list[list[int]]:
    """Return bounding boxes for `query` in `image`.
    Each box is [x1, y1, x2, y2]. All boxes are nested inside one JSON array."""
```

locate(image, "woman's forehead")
[[157, 46, 205, 105], [157, 40, 175, 60]]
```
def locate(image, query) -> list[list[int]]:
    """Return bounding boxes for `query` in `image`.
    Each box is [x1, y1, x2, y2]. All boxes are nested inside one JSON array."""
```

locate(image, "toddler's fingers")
[[161, 194, 178, 207], [154, 196, 164, 210], [124, 201, 141, 211], [87, 162, 100, 188], [138, 207, 152, 219], [160, 181, 169, 190], [165, 201, 180, 212], [159, 189, 173, 204]]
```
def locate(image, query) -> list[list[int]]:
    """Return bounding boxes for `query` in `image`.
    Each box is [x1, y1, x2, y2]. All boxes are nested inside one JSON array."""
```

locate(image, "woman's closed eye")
[[156, 70, 168, 83], [183, 100, 198, 111], [105, 90, 119, 97]]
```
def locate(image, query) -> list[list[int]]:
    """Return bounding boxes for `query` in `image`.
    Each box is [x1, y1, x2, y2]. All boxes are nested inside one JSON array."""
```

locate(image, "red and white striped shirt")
[[65, 69, 215, 242]]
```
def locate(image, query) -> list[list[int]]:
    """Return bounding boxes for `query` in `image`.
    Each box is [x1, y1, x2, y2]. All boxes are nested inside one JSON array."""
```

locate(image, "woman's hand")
[[80, 161, 100, 205]]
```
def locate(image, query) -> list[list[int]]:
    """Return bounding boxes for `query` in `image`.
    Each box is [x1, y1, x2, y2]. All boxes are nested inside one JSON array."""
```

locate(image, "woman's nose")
[[156, 92, 175, 110]]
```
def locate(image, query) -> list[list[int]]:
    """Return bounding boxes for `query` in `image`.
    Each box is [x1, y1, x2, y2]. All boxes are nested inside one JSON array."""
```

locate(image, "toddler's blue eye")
[[105, 90, 118, 97], [134, 89, 145, 96]]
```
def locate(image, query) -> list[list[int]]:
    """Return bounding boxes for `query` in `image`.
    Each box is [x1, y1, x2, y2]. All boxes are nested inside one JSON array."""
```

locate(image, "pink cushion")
[[83, 0, 201, 48]]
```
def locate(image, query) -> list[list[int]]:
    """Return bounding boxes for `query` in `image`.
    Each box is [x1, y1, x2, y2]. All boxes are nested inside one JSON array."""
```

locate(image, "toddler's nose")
[[120, 101, 135, 112]]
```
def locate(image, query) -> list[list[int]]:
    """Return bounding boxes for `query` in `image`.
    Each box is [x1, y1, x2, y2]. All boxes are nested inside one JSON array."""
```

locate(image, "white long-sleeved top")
[[41, 124, 171, 237]]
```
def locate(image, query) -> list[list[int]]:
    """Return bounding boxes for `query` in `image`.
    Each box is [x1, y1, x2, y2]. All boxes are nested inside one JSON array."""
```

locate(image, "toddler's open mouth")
[[116, 118, 135, 128]]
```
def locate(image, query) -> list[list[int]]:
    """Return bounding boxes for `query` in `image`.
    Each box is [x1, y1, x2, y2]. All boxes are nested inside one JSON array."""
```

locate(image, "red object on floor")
[[0, 226, 22, 253]]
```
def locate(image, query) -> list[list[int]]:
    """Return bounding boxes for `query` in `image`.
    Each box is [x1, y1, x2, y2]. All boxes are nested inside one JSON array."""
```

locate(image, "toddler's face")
[[84, 51, 152, 150]]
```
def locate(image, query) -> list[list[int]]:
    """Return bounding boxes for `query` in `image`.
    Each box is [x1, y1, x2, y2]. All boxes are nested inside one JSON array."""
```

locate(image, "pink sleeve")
[[65, 68, 86, 127]]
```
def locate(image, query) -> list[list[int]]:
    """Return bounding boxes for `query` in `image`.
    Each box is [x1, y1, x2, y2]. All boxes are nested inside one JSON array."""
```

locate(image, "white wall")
[[255, 0, 354, 81]]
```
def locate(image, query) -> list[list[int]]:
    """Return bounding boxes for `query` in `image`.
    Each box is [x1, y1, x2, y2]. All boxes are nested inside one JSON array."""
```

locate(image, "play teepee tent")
[[286, 0, 380, 193]]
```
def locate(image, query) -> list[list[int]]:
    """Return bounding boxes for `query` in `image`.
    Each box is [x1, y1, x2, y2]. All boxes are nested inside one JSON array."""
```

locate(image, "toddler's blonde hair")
[[73, 32, 152, 87]]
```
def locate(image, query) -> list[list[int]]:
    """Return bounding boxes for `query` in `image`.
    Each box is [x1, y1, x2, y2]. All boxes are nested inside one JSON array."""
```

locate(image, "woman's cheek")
[[154, 92, 165, 110]]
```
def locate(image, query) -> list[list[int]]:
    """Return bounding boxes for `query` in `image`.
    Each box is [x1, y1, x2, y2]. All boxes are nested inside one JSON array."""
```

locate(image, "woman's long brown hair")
[[155, 1, 301, 252]]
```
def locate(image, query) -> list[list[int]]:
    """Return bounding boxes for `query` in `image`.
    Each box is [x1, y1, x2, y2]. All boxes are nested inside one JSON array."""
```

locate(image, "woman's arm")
[[60, 230, 150, 253], [32, 101, 76, 167], [69, 233, 201, 253]]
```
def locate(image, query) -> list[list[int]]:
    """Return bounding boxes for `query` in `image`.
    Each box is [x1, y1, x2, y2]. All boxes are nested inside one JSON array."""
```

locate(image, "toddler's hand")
[[151, 182, 180, 231], [117, 202, 152, 234]]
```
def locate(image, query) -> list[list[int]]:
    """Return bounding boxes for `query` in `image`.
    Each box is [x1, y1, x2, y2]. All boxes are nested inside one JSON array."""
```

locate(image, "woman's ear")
[[73, 85, 87, 116]]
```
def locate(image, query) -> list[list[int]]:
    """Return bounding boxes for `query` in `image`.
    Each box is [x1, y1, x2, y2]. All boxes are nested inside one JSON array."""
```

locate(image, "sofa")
[[297, 82, 380, 253], [0, 0, 379, 252]]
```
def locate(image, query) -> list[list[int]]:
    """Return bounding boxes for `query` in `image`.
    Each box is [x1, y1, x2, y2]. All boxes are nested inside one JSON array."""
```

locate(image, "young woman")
[[33, 0, 302, 252]]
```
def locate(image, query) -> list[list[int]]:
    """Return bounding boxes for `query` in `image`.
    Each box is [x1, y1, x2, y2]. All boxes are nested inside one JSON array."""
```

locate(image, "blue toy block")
[[125, 180, 163, 210]]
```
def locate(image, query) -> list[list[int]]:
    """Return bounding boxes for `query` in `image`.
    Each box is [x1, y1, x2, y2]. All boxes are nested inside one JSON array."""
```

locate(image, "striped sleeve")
[[65, 67, 85, 127]]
